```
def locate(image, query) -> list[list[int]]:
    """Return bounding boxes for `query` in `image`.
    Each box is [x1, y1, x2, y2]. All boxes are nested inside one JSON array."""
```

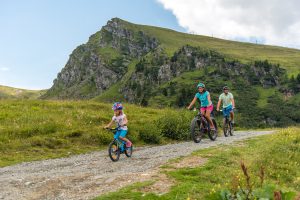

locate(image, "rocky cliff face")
[[43, 18, 158, 99]]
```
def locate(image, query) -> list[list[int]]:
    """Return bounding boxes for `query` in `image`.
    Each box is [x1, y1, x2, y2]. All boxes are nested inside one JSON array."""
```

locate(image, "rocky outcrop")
[[43, 18, 158, 99], [100, 18, 158, 57]]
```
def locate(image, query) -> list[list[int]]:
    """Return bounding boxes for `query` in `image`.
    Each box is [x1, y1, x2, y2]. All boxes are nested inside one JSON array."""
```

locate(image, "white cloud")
[[157, 0, 300, 48], [0, 67, 10, 71]]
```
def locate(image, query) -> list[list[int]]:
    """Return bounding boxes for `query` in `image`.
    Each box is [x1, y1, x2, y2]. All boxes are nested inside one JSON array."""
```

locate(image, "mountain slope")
[[0, 85, 45, 99], [44, 18, 300, 127], [44, 18, 300, 100]]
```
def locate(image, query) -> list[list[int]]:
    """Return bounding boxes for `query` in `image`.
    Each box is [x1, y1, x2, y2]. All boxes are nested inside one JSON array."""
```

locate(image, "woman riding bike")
[[187, 83, 215, 130]]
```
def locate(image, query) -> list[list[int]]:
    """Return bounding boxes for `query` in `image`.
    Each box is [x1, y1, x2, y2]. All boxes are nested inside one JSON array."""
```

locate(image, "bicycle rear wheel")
[[190, 118, 203, 143], [208, 119, 218, 141], [125, 145, 133, 157], [108, 140, 120, 162], [229, 122, 234, 136]]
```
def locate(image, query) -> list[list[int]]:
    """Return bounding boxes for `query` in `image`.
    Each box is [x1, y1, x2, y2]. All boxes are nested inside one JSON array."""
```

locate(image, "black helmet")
[[223, 86, 229, 90]]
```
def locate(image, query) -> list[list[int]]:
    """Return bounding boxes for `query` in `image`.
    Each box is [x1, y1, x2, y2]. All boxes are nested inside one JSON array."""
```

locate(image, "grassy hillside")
[[0, 85, 46, 99], [122, 19, 300, 76], [0, 100, 195, 167], [96, 128, 300, 199]]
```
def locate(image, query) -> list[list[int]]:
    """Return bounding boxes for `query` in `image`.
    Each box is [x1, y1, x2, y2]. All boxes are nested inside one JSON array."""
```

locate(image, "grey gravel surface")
[[0, 130, 274, 200]]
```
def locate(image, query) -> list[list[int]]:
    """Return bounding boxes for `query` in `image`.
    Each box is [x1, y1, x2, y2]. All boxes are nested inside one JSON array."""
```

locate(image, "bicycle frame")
[[108, 127, 127, 152], [194, 110, 211, 130], [190, 107, 218, 143], [219, 109, 233, 137], [114, 138, 126, 152]]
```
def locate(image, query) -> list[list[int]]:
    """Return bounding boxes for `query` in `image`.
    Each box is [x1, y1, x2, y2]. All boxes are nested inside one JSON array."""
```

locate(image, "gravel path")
[[0, 130, 274, 200]]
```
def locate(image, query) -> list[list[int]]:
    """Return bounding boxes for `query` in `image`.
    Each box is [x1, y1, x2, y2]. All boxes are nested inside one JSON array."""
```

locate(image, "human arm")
[[217, 99, 222, 111], [231, 98, 235, 109], [187, 97, 197, 110], [104, 120, 114, 129], [230, 93, 235, 109], [207, 93, 212, 104]]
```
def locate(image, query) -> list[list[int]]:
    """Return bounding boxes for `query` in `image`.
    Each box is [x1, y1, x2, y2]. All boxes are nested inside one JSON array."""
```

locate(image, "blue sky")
[[0, 0, 184, 89], [1, 0, 299, 89]]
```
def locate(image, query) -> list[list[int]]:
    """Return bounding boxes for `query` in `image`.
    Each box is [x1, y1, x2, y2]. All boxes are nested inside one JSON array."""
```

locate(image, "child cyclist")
[[187, 83, 216, 130], [104, 102, 132, 147]]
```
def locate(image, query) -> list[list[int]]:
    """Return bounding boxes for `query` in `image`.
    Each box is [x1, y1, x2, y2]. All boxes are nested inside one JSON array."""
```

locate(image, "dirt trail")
[[0, 130, 274, 200]]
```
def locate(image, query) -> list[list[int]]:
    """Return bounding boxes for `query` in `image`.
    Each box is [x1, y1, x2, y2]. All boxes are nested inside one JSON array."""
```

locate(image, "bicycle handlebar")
[[104, 126, 120, 131]]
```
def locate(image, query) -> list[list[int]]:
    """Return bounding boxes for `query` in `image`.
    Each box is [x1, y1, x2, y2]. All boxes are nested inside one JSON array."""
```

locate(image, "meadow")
[[96, 127, 300, 200], [0, 99, 195, 167]]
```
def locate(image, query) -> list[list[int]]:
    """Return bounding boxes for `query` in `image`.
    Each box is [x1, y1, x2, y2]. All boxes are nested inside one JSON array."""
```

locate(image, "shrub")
[[139, 123, 162, 144], [81, 131, 111, 145], [30, 137, 67, 149], [156, 111, 192, 140]]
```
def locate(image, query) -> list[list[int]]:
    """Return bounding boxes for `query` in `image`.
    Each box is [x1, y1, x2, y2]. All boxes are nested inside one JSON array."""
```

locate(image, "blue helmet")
[[197, 83, 205, 88], [112, 102, 123, 110]]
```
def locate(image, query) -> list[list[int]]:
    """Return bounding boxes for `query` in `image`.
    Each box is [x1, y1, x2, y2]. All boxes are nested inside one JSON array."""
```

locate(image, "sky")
[[1, 0, 299, 90]]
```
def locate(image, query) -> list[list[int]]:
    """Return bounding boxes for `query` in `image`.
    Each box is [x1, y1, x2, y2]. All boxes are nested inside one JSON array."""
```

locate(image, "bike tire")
[[223, 118, 229, 137], [208, 119, 218, 141], [190, 118, 203, 143], [125, 145, 133, 157], [108, 140, 120, 162], [229, 122, 234, 136]]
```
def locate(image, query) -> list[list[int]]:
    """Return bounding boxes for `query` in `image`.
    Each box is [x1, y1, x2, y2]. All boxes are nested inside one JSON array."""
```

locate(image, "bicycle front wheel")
[[108, 140, 120, 162], [223, 118, 230, 137], [208, 119, 218, 141], [190, 118, 203, 143]]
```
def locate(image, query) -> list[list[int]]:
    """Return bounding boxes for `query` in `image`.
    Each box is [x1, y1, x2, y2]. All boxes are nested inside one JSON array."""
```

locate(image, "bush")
[[81, 131, 111, 145], [156, 111, 192, 140], [126, 129, 139, 143], [139, 123, 162, 144]]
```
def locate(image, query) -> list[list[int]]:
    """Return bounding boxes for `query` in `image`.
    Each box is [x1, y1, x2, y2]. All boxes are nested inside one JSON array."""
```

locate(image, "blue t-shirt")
[[195, 91, 212, 107]]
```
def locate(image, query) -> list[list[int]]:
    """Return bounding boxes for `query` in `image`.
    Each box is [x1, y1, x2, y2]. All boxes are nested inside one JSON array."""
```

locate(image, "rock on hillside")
[[43, 18, 158, 99]]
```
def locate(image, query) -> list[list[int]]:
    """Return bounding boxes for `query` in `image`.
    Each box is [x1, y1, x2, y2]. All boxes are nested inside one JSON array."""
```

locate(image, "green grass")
[[0, 99, 193, 167], [97, 47, 122, 63], [96, 127, 300, 199], [142, 25, 300, 76], [118, 18, 300, 76], [0, 85, 46, 99]]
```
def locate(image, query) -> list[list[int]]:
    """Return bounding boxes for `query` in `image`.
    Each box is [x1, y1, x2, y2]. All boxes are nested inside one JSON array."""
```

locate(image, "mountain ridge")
[[42, 18, 300, 127]]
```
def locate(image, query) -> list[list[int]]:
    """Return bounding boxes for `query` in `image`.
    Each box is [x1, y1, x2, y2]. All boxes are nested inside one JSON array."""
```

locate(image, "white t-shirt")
[[112, 114, 128, 130], [219, 92, 234, 108]]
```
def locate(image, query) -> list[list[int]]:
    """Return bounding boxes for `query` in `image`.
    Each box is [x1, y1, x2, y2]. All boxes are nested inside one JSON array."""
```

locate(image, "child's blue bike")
[[105, 127, 133, 162]]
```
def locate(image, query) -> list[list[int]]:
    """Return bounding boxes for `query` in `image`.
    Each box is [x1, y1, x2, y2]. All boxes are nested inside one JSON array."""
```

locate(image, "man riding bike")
[[187, 83, 216, 130], [216, 86, 235, 124]]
